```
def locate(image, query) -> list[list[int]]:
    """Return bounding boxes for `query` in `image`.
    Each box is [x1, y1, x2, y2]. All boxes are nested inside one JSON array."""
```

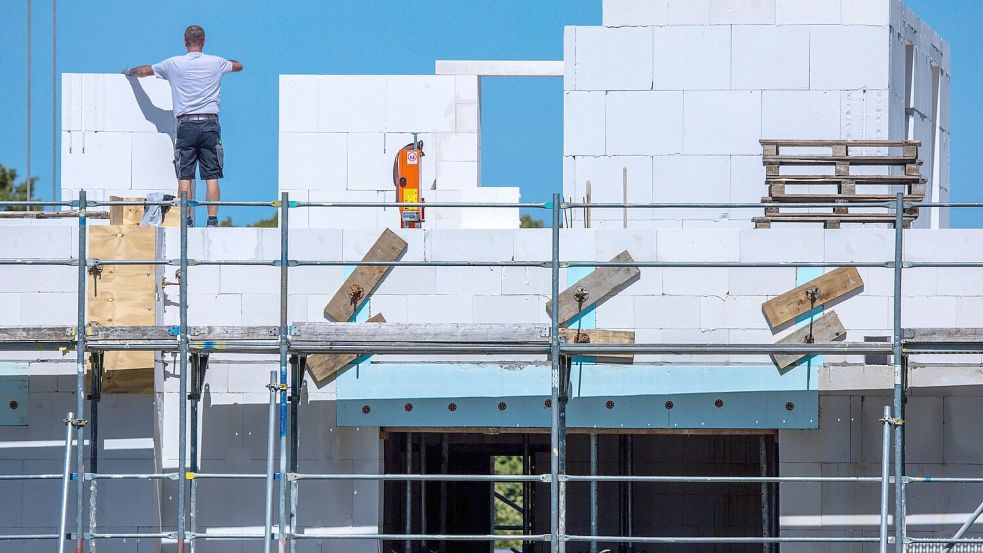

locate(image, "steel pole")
[[589, 433, 598, 553], [177, 192, 190, 553], [264, 370, 277, 552], [893, 192, 906, 553], [761, 435, 770, 553], [75, 190, 87, 553], [880, 406, 892, 553], [278, 192, 289, 553], [289, 355, 301, 553], [405, 432, 413, 553], [189, 355, 200, 553], [549, 192, 561, 553], [57, 411, 73, 553], [420, 434, 427, 552], [942, 500, 983, 553]]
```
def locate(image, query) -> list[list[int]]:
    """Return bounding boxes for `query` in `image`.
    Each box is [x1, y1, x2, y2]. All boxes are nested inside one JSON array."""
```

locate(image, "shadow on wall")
[[127, 76, 175, 137]]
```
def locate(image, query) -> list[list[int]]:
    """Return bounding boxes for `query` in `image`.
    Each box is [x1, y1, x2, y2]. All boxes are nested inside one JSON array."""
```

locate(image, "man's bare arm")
[[229, 60, 244, 72], [122, 65, 155, 77]]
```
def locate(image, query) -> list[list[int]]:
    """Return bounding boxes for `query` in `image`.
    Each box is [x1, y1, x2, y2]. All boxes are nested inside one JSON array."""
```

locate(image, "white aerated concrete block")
[[602, 0, 669, 26], [594, 229, 658, 262], [242, 294, 308, 325], [385, 76, 457, 133], [663, 268, 729, 296], [653, 27, 730, 90], [376, 266, 437, 295], [473, 295, 545, 324], [699, 296, 766, 330], [605, 92, 684, 155], [573, 156, 653, 209], [0, 226, 74, 259], [456, 103, 479, 133], [0, 295, 20, 325], [455, 75, 478, 104], [406, 295, 472, 323], [345, 133, 391, 191], [572, 27, 654, 91], [594, 294, 635, 328], [564, 92, 606, 156], [841, 0, 889, 25], [732, 25, 810, 90], [709, 0, 777, 23], [658, 229, 740, 262], [729, 155, 767, 204], [824, 229, 893, 262], [833, 295, 891, 329], [502, 267, 551, 295], [279, 133, 347, 192], [179, 293, 243, 326], [900, 296, 957, 328], [776, 0, 840, 24], [435, 267, 502, 295], [61, 131, 133, 191], [810, 26, 890, 90], [102, 75, 175, 133], [343, 228, 422, 262], [683, 91, 762, 155], [318, 76, 387, 132], [220, 266, 279, 294], [0, 267, 39, 293], [430, 230, 513, 261], [668, 0, 711, 24], [130, 132, 176, 191], [937, 268, 983, 297], [368, 295, 409, 322], [652, 156, 731, 218], [728, 267, 796, 295], [633, 295, 701, 328], [762, 89, 841, 142], [435, 133, 478, 162], [740, 229, 825, 262], [436, 161, 479, 189], [514, 230, 553, 262], [279, 75, 319, 133]]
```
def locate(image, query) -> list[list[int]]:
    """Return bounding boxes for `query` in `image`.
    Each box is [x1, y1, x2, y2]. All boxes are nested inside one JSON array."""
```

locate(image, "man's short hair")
[[184, 25, 205, 46]]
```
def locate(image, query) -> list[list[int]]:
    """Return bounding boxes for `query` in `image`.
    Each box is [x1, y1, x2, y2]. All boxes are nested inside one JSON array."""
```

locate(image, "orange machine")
[[393, 137, 425, 228]]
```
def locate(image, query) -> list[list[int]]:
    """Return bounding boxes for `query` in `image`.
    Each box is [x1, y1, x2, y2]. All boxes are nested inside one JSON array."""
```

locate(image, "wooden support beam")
[[559, 328, 635, 362], [306, 313, 387, 387], [762, 267, 863, 329], [545, 250, 641, 326], [323, 229, 407, 322], [770, 311, 847, 370]]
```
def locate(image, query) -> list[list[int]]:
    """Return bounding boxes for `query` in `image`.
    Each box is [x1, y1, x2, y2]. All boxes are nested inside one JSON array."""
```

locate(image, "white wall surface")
[[569, 0, 950, 228]]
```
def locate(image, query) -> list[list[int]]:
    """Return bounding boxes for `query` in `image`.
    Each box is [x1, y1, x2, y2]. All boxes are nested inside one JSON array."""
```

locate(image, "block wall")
[[3, 221, 983, 549], [62, 74, 177, 204], [279, 75, 521, 229], [564, 0, 951, 228]]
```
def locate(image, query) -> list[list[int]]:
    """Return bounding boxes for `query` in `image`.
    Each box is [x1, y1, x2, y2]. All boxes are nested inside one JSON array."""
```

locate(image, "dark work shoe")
[[206, 216, 219, 227], [186, 216, 194, 228]]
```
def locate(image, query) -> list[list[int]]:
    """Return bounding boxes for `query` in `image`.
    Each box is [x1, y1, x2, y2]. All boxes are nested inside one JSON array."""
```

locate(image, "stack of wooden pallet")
[[754, 139, 925, 229]]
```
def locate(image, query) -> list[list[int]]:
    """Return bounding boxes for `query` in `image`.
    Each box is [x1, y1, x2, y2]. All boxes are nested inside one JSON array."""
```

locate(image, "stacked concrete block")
[[277, 74, 515, 230], [564, 0, 950, 228], [61, 74, 177, 203]]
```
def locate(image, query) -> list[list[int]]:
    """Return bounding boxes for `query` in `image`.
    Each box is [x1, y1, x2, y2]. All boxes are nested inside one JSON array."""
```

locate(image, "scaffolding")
[[2, 192, 983, 552]]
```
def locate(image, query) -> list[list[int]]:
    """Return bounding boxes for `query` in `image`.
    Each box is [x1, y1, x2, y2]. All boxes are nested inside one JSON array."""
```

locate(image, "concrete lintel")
[[435, 60, 563, 77]]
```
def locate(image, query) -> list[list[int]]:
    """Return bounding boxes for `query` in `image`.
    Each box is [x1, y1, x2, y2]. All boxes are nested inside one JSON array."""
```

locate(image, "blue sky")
[[0, 1, 979, 225]]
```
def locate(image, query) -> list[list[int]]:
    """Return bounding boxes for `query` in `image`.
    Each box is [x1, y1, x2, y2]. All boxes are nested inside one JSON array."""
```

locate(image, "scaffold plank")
[[546, 250, 641, 326], [323, 229, 407, 322], [771, 311, 846, 370], [762, 267, 863, 329]]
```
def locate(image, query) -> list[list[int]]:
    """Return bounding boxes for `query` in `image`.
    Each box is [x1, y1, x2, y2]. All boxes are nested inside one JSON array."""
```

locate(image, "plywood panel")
[[87, 225, 159, 392]]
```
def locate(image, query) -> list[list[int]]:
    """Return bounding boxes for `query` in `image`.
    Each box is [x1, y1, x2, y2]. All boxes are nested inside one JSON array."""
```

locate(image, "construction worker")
[[123, 25, 243, 227]]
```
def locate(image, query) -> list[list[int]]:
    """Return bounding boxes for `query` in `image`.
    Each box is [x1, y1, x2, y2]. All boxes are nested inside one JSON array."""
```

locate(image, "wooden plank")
[[766, 175, 925, 184], [322, 229, 407, 322], [903, 328, 983, 344], [306, 314, 387, 386], [0, 326, 76, 342], [771, 311, 847, 370], [763, 194, 925, 203], [762, 267, 864, 329], [760, 139, 920, 148], [559, 328, 635, 362], [87, 225, 159, 393], [762, 156, 919, 165], [545, 250, 641, 326], [293, 322, 551, 343]]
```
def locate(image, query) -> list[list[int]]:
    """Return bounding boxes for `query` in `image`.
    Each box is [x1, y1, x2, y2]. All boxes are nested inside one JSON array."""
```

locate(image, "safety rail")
[[0, 192, 982, 552]]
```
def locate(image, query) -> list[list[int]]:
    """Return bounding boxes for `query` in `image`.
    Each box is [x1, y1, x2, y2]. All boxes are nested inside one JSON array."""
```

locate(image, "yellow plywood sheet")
[[87, 225, 159, 392]]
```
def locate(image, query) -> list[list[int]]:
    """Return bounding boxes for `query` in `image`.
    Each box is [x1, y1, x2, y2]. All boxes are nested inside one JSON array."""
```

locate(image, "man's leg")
[[205, 179, 220, 218]]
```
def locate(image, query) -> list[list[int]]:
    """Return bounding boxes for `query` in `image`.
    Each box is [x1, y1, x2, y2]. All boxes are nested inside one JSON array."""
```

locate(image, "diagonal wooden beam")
[[545, 250, 641, 326], [771, 311, 846, 371], [762, 267, 863, 330], [323, 229, 407, 322], [307, 313, 387, 387]]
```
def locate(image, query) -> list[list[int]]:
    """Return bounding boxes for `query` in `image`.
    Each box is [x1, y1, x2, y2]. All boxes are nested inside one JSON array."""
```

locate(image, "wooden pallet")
[[757, 139, 925, 228]]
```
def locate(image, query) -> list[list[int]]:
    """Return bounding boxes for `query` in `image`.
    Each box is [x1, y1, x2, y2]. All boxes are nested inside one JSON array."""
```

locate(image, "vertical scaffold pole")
[[880, 405, 892, 553], [177, 192, 189, 553], [278, 192, 290, 553], [289, 355, 301, 553], [405, 432, 412, 553], [892, 192, 905, 553], [264, 370, 277, 552], [75, 190, 87, 553], [549, 192, 561, 553], [589, 433, 598, 553], [189, 354, 201, 553], [58, 411, 73, 553], [760, 435, 770, 553]]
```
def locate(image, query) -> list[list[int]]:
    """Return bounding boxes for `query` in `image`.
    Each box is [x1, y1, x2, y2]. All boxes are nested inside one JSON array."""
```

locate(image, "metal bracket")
[[804, 286, 821, 344], [188, 353, 209, 401], [86, 351, 105, 402], [882, 417, 905, 427]]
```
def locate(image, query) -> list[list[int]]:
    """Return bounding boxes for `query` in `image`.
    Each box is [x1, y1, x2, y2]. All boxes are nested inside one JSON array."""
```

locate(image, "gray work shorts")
[[174, 119, 224, 180]]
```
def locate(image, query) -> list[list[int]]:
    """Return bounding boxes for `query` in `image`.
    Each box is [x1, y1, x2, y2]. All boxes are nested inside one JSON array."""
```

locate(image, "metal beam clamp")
[[804, 286, 820, 344]]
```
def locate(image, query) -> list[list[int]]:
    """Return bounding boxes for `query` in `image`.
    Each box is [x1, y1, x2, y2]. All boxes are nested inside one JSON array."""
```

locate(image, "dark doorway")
[[383, 431, 778, 553]]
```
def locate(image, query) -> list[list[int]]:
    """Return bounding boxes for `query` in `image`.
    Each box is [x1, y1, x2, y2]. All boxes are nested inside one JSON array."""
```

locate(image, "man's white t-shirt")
[[152, 52, 233, 118]]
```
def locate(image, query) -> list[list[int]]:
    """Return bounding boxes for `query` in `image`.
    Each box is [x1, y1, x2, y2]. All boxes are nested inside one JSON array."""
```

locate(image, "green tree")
[[217, 216, 235, 227], [520, 214, 544, 228], [0, 164, 40, 211], [250, 213, 278, 228]]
